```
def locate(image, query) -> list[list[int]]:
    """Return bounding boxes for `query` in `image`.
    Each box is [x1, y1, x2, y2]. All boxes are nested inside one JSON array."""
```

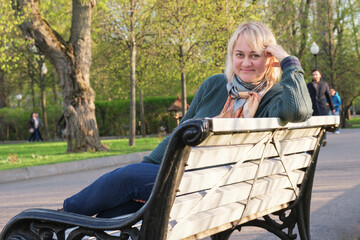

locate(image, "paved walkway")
[[0, 151, 151, 184], [1, 128, 360, 239], [225, 128, 360, 239]]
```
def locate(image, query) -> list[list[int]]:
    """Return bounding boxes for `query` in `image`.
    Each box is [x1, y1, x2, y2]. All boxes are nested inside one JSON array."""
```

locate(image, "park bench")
[[0, 116, 339, 240]]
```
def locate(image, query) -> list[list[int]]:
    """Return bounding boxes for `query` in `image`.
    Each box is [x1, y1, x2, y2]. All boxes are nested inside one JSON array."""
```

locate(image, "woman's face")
[[232, 35, 271, 83]]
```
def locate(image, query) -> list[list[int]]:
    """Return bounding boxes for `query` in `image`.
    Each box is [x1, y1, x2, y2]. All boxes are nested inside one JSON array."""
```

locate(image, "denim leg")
[[63, 162, 160, 216], [34, 129, 40, 141], [96, 200, 145, 218], [28, 132, 35, 142]]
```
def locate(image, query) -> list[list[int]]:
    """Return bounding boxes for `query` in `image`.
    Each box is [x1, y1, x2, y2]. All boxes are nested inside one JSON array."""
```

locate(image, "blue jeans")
[[28, 128, 40, 141], [63, 162, 160, 218]]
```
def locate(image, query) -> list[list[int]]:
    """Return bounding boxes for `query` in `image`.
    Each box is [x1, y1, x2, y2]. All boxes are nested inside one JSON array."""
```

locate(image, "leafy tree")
[[331, 0, 360, 124], [310, 0, 360, 126], [98, 0, 156, 145], [202, 0, 261, 77], [263, 0, 313, 66], [153, 0, 210, 116], [152, 0, 261, 117], [0, 0, 28, 108], [11, 0, 107, 152]]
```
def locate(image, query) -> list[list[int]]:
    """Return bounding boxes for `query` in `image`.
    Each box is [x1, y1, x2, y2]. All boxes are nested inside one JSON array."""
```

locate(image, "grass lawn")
[[0, 137, 162, 171], [1, 116, 359, 171], [347, 116, 360, 127]]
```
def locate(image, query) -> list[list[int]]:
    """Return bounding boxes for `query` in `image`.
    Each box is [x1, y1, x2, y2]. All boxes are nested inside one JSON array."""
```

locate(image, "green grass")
[[347, 116, 360, 126], [0, 137, 162, 171]]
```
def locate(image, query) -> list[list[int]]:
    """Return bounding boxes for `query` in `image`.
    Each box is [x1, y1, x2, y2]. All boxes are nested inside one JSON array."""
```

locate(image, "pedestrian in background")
[[35, 112, 44, 141], [329, 88, 341, 134], [28, 112, 40, 142], [307, 69, 335, 146]]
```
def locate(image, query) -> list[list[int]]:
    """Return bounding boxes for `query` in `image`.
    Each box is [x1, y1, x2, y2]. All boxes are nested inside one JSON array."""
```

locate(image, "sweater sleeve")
[[258, 56, 313, 122], [142, 74, 228, 164]]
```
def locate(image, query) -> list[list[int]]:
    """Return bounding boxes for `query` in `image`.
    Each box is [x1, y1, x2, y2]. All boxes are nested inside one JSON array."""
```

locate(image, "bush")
[[95, 95, 194, 137], [0, 96, 193, 141], [353, 97, 360, 114], [0, 106, 63, 141], [0, 108, 28, 141]]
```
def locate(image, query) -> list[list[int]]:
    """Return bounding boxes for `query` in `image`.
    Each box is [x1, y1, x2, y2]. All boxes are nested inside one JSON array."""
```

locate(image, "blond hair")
[[224, 22, 281, 85]]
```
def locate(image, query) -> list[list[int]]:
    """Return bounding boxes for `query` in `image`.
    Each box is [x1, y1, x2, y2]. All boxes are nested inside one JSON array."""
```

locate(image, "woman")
[[63, 22, 312, 218], [28, 112, 40, 142]]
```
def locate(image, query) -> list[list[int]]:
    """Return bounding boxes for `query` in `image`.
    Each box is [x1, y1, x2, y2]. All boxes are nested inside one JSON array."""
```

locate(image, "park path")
[[1, 128, 360, 239]]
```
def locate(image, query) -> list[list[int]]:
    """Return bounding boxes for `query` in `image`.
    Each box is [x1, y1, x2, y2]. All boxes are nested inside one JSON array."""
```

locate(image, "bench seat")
[[0, 116, 339, 240]]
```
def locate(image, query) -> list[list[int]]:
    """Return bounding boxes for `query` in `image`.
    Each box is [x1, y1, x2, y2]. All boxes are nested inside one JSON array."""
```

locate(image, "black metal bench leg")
[[210, 228, 234, 240], [296, 200, 310, 240]]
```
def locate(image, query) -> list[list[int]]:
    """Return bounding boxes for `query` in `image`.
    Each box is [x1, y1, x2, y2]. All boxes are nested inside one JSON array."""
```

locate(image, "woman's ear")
[[271, 57, 280, 68], [271, 62, 281, 68]]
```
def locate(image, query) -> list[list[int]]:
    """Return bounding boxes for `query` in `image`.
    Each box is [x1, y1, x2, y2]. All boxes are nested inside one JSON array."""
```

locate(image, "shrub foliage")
[[0, 96, 193, 141]]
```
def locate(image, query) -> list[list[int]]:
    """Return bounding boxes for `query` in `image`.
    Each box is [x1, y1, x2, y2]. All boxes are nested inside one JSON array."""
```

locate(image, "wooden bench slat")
[[179, 153, 311, 194], [171, 182, 252, 220], [186, 144, 253, 170], [186, 136, 317, 170], [180, 202, 291, 240], [168, 188, 296, 240], [276, 127, 321, 141], [210, 116, 339, 132], [168, 202, 246, 240], [243, 189, 296, 217], [171, 170, 305, 220], [198, 127, 320, 147], [278, 136, 317, 156], [249, 170, 305, 197], [198, 131, 272, 146]]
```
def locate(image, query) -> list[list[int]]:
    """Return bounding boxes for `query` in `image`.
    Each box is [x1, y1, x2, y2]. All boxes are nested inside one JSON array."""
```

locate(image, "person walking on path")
[[28, 112, 40, 142], [328, 88, 341, 134], [307, 69, 335, 146], [35, 112, 44, 141]]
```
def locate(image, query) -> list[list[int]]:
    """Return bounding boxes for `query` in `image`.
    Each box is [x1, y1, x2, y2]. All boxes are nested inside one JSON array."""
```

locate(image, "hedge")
[[0, 95, 194, 141]]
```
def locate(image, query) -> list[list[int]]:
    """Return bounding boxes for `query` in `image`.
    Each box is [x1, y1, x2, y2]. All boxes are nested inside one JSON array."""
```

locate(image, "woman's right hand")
[[265, 44, 290, 67]]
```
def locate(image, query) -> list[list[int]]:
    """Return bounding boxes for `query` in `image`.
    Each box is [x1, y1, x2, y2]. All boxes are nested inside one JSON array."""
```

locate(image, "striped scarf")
[[217, 74, 270, 118]]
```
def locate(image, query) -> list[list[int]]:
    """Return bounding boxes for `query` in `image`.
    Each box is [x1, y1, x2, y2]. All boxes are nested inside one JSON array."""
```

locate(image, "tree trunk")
[[348, 0, 360, 61], [38, 58, 49, 139], [31, 76, 36, 108], [317, 0, 335, 85], [347, 109, 351, 120], [129, 43, 137, 146], [26, 58, 36, 108], [181, 68, 187, 117], [12, 0, 107, 152], [297, 0, 311, 61], [139, 89, 146, 137], [0, 70, 7, 108], [51, 69, 59, 104], [129, 0, 137, 146], [179, 45, 187, 117], [40, 72, 48, 139]]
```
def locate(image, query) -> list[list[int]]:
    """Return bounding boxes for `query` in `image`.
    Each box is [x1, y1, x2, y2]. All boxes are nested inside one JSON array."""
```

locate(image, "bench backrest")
[[139, 116, 339, 240]]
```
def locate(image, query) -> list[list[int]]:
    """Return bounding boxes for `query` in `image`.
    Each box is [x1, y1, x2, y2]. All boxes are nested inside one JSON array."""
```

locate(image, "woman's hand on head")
[[265, 44, 290, 67]]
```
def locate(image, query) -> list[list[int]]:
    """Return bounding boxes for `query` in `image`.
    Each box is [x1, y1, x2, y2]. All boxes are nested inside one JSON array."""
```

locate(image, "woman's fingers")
[[265, 44, 289, 62]]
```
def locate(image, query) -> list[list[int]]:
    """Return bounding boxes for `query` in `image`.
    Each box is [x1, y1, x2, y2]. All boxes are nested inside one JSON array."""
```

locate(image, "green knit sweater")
[[143, 56, 313, 164]]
